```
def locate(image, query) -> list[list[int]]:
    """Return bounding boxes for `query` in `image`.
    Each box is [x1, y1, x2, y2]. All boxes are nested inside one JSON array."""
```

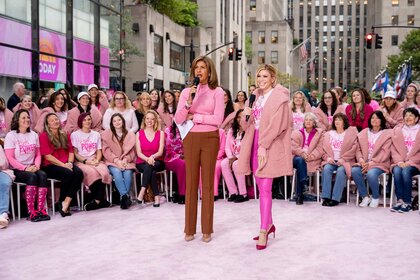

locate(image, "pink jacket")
[[291, 128, 324, 172], [381, 103, 404, 129], [0, 146, 15, 180], [64, 106, 103, 134], [321, 126, 358, 177], [220, 111, 236, 133], [157, 105, 174, 131], [0, 109, 13, 137], [101, 129, 136, 170], [13, 103, 41, 131], [237, 84, 293, 178], [355, 128, 392, 173], [391, 125, 420, 170], [314, 105, 345, 131]]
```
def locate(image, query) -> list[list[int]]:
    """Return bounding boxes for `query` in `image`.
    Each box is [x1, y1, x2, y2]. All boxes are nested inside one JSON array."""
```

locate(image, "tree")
[[387, 29, 420, 81], [245, 34, 252, 62]]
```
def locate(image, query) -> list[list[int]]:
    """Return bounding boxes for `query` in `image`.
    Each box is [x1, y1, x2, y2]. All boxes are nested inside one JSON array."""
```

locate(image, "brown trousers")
[[183, 130, 219, 235]]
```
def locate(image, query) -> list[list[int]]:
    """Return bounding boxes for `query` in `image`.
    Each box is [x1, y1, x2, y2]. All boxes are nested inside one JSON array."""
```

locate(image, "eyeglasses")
[[115, 97, 125, 101]]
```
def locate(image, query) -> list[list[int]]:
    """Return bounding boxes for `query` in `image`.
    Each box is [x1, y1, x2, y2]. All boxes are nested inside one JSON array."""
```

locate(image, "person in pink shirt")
[[314, 90, 345, 131], [87, 84, 109, 116], [4, 109, 50, 222], [221, 109, 248, 203], [175, 56, 224, 243], [380, 90, 404, 128], [0, 97, 13, 145], [290, 90, 312, 130], [346, 88, 373, 132], [157, 90, 177, 131], [239, 64, 292, 250], [390, 107, 420, 213], [400, 83, 418, 109], [12, 95, 40, 131]]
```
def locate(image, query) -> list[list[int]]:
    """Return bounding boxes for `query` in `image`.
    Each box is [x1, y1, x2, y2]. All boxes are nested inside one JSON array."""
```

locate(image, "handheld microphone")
[[191, 77, 200, 100], [246, 94, 256, 122]]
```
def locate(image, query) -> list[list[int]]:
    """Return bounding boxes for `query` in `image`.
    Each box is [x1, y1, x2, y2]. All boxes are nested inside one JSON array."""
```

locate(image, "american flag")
[[300, 41, 309, 61], [309, 60, 315, 73]]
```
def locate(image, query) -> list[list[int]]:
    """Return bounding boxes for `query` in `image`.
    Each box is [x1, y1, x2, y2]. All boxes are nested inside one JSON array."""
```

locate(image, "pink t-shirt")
[[329, 130, 346, 161], [367, 130, 383, 161], [292, 109, 305, 131], [402, 124, 419, 154], [0, 111, 7, 138], [4, 130, 39, 165], [71, 130, 101, 159], [252, 89, 273, 130]]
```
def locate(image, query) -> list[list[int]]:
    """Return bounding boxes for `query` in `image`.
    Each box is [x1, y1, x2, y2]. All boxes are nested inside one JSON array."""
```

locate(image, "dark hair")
[[349, 88, 367, 123], [110, 113, 128, 149], [11, 109, 31, 133], [403, 107, 420, 124], [320, 90, 338, 116], [77, 112, 91, 128], [57, 88, 74, 110], [0, 97, 5, 111], [44, 113, 68, 149], [189, 56, 219, 90], [48, 91, 67, 112], [170, 121, 179, 139], [331, 112, 350, 131], [149, 88, 160, 110], [223, 88, 235, 119], [368, 110, 387, 130], [163, 90, 177, 114], [381, 96, 398, 113], [332, 87, 344, 104], [232, 109, 245, 140], [359, 87, 371, 104], [234, 91, 248, 103]]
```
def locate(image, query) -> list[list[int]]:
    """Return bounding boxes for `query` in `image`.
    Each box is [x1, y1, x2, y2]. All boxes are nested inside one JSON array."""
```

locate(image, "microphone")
[[191, 77, 200, 100], [246, 94, 256, 122]]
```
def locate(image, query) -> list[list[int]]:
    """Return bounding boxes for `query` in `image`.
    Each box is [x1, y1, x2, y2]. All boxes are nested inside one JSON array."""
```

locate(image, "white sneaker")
[[369, 198, 379, 208], [0, 212, 9, 229], [359, 196, 371, 207]]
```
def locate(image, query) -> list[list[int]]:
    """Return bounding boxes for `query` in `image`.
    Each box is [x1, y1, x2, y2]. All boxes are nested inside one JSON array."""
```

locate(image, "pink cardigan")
[[225, 128, 242, 159], [314, 105, 345, 131], [382, 103, 404, 129], [0, 146, 15, 180], [321, 126, 358, 177], [237, 84, 293, 178], [291, 128, 324, 173], [101, 129, 136, 170], [13, 103, 41, 131], [64, 106, 103, 134], [391, 125, 420, 170], [355, 128, 392, 173], [0, 109, 13, 137]]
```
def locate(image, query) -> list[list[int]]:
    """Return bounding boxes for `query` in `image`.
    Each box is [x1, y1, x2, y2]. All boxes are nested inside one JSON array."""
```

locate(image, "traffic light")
[[375, 34, 383, 49], [235, 48, 242, 60], [228, 47, 234, 60], [366, 33, 373, 49], [118, 49, 125, 60]]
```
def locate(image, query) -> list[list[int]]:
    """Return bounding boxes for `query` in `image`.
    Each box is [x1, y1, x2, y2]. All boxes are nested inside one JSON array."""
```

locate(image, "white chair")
[[133, 170, 168, 201], [390, 174, 420, 213], [355, 173, 388, 208], [290, 168, 321, 203], [48, 178, 61, 215]]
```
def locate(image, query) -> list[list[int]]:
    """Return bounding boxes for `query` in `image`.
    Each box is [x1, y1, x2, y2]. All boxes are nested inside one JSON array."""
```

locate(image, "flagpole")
[[290, 36, 312, 53]]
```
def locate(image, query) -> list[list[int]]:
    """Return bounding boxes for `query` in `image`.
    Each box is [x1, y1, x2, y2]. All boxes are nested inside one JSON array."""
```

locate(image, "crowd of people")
[[0, 69, 419, 250]]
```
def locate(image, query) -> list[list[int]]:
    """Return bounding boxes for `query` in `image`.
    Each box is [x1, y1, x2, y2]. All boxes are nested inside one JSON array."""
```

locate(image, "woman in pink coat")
[[380, 90, 404, 129], [290, 90, 312, 130], [35, 90, 71, 133], [390, 107, 420, 213], [321, 113, 358, 207], [400, 83, 417, 109], [0, 97, 13, 144], [351, 111, 392, 208], [157, 90, 177, 131], [71, 113, 111, 211], [345, 88, 373, 132], [291, 112, 324, 205], [238, 64, 292, 250], [12, 95, 40, 131], [314, 90, 345, 131], [88, 84, 109, 115], [102, 113, 136, 209]]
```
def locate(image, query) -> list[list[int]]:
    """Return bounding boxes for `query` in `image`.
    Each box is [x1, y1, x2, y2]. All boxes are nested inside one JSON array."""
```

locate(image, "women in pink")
[[0, 97, 13, 142], [238, 64, 292, 250], [12, 95, 40, 131], [345, 88, 373, 132], [314, 89, 345, 131], [102, 91, 139, 133], [88, 84, 109, 115], [157, 90, 177, 131], [400, 83, 418, 109], [289, 90, 312, 130], [380, 90, 404, 129]]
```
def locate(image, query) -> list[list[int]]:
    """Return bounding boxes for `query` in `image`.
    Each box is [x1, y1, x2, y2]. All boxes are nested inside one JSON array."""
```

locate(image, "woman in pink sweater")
[[380, 90, 404, 129], [400, 83, 418, 109], [87, 84, 109, 115], [390, 107, 420, 213], [345, 88, 373, 132], [157, 90, 177, 131], [238, 64, 292, 250], [175, 56, 224, 243], [102, 91, 139, 133], [351, 111, 392, 208], [314, 90, 345, 131]]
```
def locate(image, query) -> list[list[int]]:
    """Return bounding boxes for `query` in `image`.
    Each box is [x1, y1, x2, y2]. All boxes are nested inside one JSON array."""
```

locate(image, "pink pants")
[[251, 130, 273, 230], [165, 159, 186, 195], [199, 159, 222, 196], [221, 157, 247, 195]]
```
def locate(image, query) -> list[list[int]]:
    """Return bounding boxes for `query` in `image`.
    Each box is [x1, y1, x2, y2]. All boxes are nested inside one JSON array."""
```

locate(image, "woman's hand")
[[64, 162, 73, 170], [25, 165, 37, 173], [257, 147, 267, 168], [186, 86, 197, 106], [327, 157, 335, 165], [187, 113, 194, 121], [146, 157, 155, 166], [398, 162, 407, 168]]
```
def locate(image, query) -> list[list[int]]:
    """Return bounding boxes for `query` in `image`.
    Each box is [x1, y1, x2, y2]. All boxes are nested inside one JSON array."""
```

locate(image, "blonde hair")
[[290, 91, 309, 113], [20, 95, 32, 102], [136, 92, 151, 114], [255, 64, 278, 88], [141, 110, 161, 131], [110, 91, 132, 109]]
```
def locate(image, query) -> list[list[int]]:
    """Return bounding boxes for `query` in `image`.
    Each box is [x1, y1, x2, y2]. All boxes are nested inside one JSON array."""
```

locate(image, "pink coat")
[[321, 126, 358, 177], [156, 105, 174, 131], [220, 111, 236, 132], [0, 146, 15, 180], [93, 94, 109, 116], [237, 84, 293, 178], [391, 125, 420, 170], [355, 128, 392, 173], [381, 103, 404, 129], [0, 109, 13, 137], [314, 105, 345, 131], [291, 128, 324, 173], [13, 103, 41, 131], [34, 107, 56, 134], [64, 106, 103, 134], [101, 129, 136, 170]]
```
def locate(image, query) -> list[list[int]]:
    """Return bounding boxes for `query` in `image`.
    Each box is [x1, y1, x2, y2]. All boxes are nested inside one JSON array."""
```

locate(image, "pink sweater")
[[174, 84, 225, 132], [314, 105, 345, 131], [391, 125, 420, 170], [157, 104, 174, 131], [291, 128, 324, 172], [64, 106, 103, 134], [355, 128, 392, 173], [0, 109, 13, 137], [101, 129, 137, 170], [381, 103, 404, 129]]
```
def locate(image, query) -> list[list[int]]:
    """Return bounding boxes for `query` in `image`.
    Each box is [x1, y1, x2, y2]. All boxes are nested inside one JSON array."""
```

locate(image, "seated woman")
[[88, 84, 109, 115], [291, 112, 324, 205], [135, 110, 165, 207], [157, 90, 177, 131], [102, 113, 136, 210], [233, 90, 247, 111], [135, 91, 152, 126], [103, 91, 139, 133], [314, 90, 345, 131], [390, 107, 420, 213], [0, 97, 13, 145], [164, 122, 186, 204], [380, 89, 404, 129], [40, 113, 84, 217], [345, 88, 373, 132], [64, 91, 103, 134], [400, 83, 418, 109], [0, 145, 14, 229], [35, 90, 71, 133], [321, 113, 358, 206], [12, 95, 40, 131], [221, 109, 248, 203], [351, 111, 392, 208], [290, 90, 312, 130], [71, 113, 112, 211], [4, 109, 50, 222]]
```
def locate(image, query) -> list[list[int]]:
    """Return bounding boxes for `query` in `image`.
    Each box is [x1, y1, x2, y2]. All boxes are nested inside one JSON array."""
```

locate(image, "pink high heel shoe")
[[253, 224, 276, 240]]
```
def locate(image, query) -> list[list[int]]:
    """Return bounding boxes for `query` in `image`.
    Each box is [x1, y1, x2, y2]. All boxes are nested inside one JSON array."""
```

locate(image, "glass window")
[[258, 51, 265, 64], [271, 51, 278, 64], [408, 0, 415, 6], [258, 31, 265, 44], [170, 42, 184, 71], [271, 31, 278, 43], [408, 15, 415, 26], [100, 0, 121, 11], [100, 6, 120, 65], [73, 0, 95, 42], [392, 0, 399, 6], [40, 0, 66, 33], [2, 0, 30, 22], [391, 35, 398, 46], [250, 0, 256, 11], [391, 15, 398, 26], [154, 35, 163, 65]]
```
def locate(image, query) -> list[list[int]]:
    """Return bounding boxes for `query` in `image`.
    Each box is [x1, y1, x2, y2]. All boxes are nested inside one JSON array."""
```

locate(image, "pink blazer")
[[381, 103, 404, 129], [291, 128, 324, 172], [156, 105, 174, 131], [391, 125, 420, 170], [314, 105, 345, 131], [0, 108, 13, 136], [64, 106, 103, 134], [238, 84, 293, 178], [321, 126, 358, 177], [13, 103, 41, 131], [0, 145, 15, 180], [355, 128, 392, 173], [101, 129, 136, 170]]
